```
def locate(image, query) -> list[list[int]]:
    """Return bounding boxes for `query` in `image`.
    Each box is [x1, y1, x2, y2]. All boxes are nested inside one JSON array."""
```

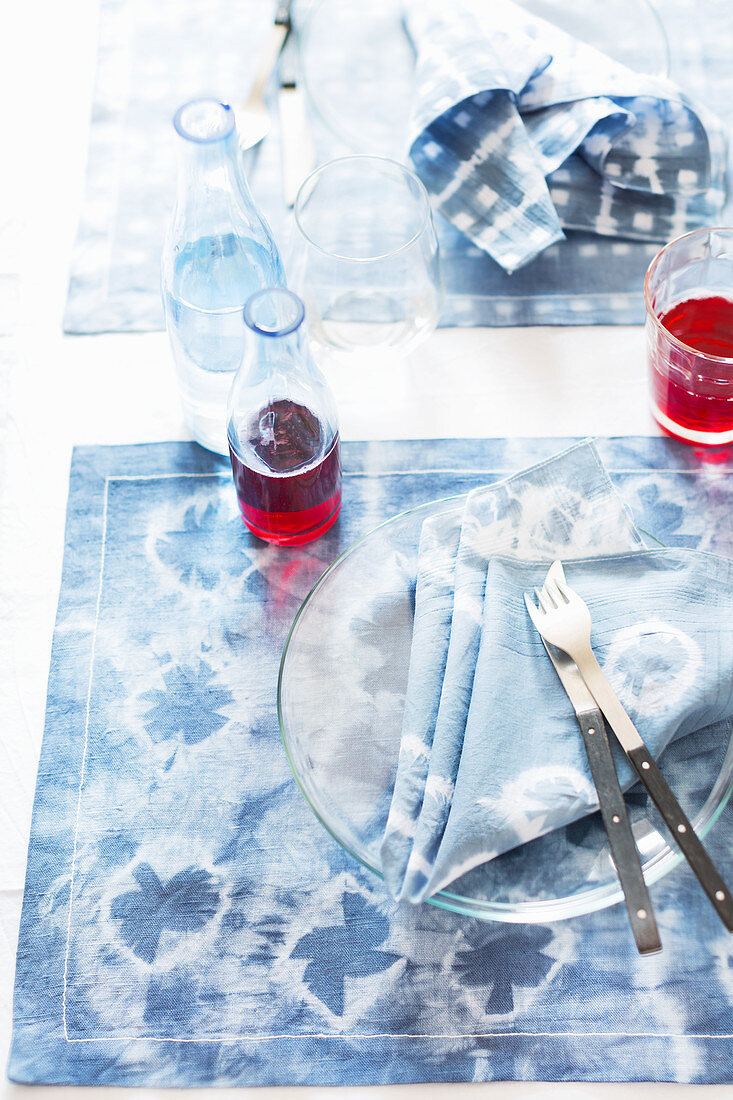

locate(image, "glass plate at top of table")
[[300, 0, 671, 158]]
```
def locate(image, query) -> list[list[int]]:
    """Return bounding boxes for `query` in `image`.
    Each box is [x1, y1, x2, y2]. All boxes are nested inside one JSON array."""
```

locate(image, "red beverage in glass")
[[650, 296, 733, 438], [229, 398, 342, 546], [646, 230, 733, 446]]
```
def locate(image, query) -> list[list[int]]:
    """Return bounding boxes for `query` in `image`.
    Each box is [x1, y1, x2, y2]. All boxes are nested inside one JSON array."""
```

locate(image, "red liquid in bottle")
[[651, 295, 733, 440], [229, 399, 342, 546]]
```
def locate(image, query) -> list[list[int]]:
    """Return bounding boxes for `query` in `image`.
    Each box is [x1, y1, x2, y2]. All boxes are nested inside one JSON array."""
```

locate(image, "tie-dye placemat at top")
[[63, 0, 733, 332], [9, 437, 733, 1086]]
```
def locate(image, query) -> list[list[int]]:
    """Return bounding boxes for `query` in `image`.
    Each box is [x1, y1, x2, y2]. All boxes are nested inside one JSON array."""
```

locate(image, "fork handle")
[[577, 711, 661, 954], [627, 745, 733, 931], [274, 0, 292, 25]]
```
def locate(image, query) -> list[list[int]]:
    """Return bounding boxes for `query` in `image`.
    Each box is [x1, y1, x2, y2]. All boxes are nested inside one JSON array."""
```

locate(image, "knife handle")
[[279, 87, 316, 207], [577, 712, 662, 954], [628, 745, 733, 931]]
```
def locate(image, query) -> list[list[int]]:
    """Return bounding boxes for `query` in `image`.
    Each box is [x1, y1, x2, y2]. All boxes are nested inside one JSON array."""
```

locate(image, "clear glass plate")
[[301, 0, 671, 158], [278, 495, 733, 923]]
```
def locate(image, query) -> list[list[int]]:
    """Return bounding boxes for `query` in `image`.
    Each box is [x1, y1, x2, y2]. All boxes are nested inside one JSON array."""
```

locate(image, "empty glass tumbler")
[[227, 288, 342, 546], [291, 155, 443, 353], [162, 98, 284, 454]]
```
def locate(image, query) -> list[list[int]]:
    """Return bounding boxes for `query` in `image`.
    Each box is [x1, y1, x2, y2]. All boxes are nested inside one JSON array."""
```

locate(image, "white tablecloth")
[[1, 0, 730, 1095]]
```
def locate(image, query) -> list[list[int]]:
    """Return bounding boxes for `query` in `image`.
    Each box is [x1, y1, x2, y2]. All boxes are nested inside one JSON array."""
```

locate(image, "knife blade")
[[535, 583, 661, 953], [278, 29, 316, 206]]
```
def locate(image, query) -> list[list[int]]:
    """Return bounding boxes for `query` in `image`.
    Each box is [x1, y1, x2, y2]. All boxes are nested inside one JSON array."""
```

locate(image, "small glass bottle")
[[227, 288, 342, 546], [161, 98, 284, 455]]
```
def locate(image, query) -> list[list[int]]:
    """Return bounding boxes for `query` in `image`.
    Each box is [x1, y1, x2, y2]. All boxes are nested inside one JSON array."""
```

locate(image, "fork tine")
[[553, 578, 572, 604], [533, 586, 550, 614], [548, 559, 566, 585], [541, 582, 559, 610], [546, 578, 569, 606]]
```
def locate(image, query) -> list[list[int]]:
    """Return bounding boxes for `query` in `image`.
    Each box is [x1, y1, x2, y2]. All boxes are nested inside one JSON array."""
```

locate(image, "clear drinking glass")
[[161, 99, 285, 455], [646, 227, 733, 446], [291, 155, 443, 353], [227, 288, 342, 546]]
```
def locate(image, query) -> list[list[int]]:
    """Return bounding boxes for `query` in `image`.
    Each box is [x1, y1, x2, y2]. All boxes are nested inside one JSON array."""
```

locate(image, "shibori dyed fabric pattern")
[[62, 0, 293, 334], [8, 437, 733, 1087], [381, 440, 644, 897], [378, 442, 638, 897], [405, 0, 726, 273], [381, 451, 733, 900], [63, 0, 733, 331], [381, 443, 733, 903]]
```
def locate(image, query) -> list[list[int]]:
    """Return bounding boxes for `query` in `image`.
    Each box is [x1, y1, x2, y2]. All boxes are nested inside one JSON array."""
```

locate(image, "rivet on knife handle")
[[627, 745, 733, 931]]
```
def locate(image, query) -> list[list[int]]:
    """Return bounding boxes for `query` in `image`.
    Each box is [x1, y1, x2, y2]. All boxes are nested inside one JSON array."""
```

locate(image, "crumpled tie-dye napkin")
[[381, 441, 733, 903], [405, 0, 727, 273]]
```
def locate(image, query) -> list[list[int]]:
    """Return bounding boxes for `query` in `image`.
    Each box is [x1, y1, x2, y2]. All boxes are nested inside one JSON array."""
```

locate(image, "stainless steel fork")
[[526, 561, 733, 932]]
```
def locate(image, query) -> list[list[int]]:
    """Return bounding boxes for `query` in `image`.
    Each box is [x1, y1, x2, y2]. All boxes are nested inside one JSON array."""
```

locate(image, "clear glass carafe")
[[162, 98, 284, 455], [227, 288, 342, 546]]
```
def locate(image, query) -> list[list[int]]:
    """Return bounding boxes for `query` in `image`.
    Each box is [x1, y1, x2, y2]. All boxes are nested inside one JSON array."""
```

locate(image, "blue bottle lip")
[[244, 288, 306, 338], [173, 99, 235, 144]]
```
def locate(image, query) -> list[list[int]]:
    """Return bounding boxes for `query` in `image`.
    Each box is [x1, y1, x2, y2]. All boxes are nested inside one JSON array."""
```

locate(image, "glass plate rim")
[[277, 493, 733, 923]]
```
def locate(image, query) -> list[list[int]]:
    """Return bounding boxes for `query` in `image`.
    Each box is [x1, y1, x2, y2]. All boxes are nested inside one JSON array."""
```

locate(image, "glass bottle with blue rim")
[[227, 287, 342, 546], [162, 98, 285, 455]]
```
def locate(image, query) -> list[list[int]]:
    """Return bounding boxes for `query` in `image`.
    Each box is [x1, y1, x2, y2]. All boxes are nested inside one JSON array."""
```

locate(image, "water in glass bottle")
[[162, 98, 284, 454]]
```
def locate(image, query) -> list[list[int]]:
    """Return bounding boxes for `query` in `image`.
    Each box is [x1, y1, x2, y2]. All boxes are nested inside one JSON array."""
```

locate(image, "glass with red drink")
[[227, 288, 342, 546], [646, 228, 733, 445]]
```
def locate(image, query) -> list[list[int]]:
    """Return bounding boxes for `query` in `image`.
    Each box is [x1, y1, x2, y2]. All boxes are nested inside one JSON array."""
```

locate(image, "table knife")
[[278, 29, 316, 206], [540, 636, 662, 954]]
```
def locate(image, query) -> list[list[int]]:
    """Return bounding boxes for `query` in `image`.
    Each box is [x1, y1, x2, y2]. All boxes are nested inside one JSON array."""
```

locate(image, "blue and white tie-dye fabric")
[[388, 548, 733, 903], [8, 437, 733, 1086], [63, 0, 733, 330], [406, 0, 727, 272], [381, 440, 644, 897], [382, 445, 733, 903]]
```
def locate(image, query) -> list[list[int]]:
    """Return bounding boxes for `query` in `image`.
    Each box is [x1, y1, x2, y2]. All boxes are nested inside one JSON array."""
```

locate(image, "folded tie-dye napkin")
[[405, 0, 727, 273], [381, 443, 733, 903]]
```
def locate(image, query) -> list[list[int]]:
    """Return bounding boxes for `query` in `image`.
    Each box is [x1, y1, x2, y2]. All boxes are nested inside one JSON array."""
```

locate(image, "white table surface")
[[1, 0, 730, 1096]]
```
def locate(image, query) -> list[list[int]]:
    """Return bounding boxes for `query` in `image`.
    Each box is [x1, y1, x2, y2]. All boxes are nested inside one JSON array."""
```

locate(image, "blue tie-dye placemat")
[[63, 0, 733, 333], [8, 436, 733, 1087]]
